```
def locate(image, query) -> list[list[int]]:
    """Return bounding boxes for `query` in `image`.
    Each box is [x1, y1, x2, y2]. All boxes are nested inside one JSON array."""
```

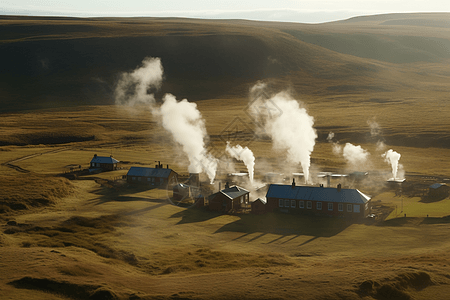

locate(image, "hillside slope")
[[1, 14, 450, 112]]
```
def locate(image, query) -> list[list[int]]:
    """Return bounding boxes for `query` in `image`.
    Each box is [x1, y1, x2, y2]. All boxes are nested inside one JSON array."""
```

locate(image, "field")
[[1, 13, 450, 299]]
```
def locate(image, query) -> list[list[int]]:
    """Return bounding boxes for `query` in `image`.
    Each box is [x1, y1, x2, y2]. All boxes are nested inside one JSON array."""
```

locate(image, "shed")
[[127, 166, 177, 188], [90, 154, 119, 171], [208, 185, 250, 212], [265, 183, 371, 218], [251, 198, 267, 215]]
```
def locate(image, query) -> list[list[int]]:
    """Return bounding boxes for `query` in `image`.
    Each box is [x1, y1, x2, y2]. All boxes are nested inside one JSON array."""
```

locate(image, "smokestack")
[[94, 154, 97, 157], [337, 183, 342, 192], [292, 178, 296, 189], [225, 181, 230, 189], [167, 164, 169, 169]]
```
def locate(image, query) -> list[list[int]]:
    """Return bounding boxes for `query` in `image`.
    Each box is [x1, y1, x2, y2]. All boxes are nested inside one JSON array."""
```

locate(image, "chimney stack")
[[225, 181, 230, 189], [167, 164, 169, 169], [337, 183, 342, 192], [292, 178, 296, 189], [94, 154, 97, 157]]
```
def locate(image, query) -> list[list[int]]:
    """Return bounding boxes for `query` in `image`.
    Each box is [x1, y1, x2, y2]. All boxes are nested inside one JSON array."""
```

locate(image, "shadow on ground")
[[169, 208, 222, 225], [216, 213, 352, 240], [169, 208, 352, 242], [87, 185, 168, 206]]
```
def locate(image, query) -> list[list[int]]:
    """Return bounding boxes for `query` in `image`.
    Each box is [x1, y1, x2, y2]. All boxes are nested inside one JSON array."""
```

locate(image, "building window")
[[353, 205, 360, 213], [307, 201, 312, 209], [291, 200, 296, 208], [147, 178, 151, 181], [316, 202, 322, 210], [347, 204, 352, 212], [299, 201, 304, 208], [279, 199, 283, 207], [138, 177, 141, 181], [284, 199, 290, 207], [365, 203, 369, 210], [328, 203, 333, 211], [132, 177, 136, 181], [240, 196, 244, 203], [338, 203, 343, 211]]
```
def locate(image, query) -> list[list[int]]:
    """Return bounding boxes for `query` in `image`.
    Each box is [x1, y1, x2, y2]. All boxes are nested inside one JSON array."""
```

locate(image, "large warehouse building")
[[264, 182, 371, 219]]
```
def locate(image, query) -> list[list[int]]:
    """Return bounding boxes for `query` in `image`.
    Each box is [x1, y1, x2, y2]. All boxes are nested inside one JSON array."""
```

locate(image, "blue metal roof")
[[266, 184, 370, 204], [430, 183, 447, 189], [91, 156, 119, 164], [127, 167, 174, 178]]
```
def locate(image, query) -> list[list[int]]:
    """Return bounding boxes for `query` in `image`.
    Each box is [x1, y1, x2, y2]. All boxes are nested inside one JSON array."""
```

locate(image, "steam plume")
[[159, 94, 217, 183], [382, 149, 402, 179], [343, 143, 370, 167], [367, 118, 381, 137], [332, 143, 343, 156], [250, 87, 317, 183], [225, 142, 255, 184], [114, 57, 163, 106], [376, 140, 387, 151], [327, 132, 335, 142]]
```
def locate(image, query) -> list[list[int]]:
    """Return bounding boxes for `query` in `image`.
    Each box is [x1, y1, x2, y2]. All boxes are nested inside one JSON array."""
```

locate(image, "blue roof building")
[[90, 154, 120, 171], [126, 166, 177, 187], [265, 183, 371, 218]]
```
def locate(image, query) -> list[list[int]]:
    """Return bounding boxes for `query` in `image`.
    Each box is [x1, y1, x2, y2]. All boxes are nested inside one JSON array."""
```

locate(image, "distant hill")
[[0, 14, 450, 112]]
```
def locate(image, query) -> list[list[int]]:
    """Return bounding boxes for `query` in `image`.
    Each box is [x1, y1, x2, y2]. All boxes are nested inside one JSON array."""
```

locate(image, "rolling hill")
[[1, 14, 449, 111]]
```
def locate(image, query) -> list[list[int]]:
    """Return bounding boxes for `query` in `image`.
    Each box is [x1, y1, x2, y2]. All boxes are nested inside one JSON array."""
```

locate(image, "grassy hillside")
[[1, 14, 450, 112], [1, 14, 450, 298]]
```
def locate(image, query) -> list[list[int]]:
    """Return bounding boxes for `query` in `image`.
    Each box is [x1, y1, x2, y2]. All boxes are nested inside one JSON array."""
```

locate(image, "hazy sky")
[[2, 0, 450, 23]]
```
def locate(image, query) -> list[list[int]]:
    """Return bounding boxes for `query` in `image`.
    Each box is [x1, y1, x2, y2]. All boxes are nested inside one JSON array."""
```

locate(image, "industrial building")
[[264, 180, 371, 218], [126, 166, 178, 188]]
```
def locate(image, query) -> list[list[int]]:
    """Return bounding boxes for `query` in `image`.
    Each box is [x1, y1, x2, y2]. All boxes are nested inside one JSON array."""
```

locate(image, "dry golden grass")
[[1, 13, 450, 300], [0, 172, 73, 213]]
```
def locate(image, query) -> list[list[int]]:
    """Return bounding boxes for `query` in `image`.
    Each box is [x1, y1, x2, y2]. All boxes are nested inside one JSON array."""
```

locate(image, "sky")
[[2, 0, 450, 23]]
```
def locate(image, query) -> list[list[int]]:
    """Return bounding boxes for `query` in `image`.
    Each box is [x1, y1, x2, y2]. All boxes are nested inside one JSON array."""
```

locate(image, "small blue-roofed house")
[[126, 166, 177, 187], [90, 154, 120, 171], [265, 182, 371, 218]]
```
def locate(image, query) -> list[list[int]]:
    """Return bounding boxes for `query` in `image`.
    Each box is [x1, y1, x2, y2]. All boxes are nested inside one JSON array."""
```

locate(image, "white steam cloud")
[[327, 132, 335, 142], [367, 118, 381, 137], [114, 57, 217, 183], [250, 84, 317, 183], [159, 94, 218, 183], [332, 143, 343, 156], [114, 57, 163, 106], [342, 143, 370, 167], [382, 149, 402, 179], [376, 140, 387, 151], [225, 142, 255, 184]]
